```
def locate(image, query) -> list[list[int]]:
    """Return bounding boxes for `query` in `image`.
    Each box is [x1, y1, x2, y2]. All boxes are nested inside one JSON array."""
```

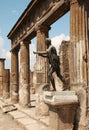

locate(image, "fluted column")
[[70, 0, 89, 128], [34, 25, 50, 91], [10, 49, 19, 103], [34, 25, 50, 116], [70, 0, 89, 86], [19, 40, 30, 107]]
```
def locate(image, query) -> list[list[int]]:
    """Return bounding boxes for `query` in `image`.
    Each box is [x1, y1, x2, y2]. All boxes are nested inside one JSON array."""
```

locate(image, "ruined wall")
[[0, 59, 4, 96], [0, 59, 10, 98], [59, 40, 70, 89], [3, 69, 10, 98]]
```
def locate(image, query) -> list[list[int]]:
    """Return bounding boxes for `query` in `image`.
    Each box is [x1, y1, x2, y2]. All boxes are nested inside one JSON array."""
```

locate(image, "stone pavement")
[[0, 109, 24, 130], [0, 95, 49, 130]]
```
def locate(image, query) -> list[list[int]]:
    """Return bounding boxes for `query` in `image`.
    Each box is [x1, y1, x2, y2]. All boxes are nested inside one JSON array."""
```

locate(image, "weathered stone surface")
[[59, 40, 70, 89], [71, 84, 87, 130], [44, 91, 78, 130], [35, 94, 49, 116], [43, 91, 78, 105], [10, 50, 18, 103], [3, 69, 10, 99], [19, 84, 30, 107], [34, 25, 49, 91], [7, 0, 89, 129], [30, 71, 35, 94], [19, 41, 30, 107], [0, 59, 10, 98], [7, 0, 70, 45], [1, 104, 17, 113]]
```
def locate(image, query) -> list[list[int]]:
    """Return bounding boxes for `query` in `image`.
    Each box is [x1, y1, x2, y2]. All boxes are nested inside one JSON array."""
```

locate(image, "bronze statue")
[[33, 38, 67, 91]]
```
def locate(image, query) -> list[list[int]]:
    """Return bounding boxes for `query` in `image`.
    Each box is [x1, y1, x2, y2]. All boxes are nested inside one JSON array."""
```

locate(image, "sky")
[[0, 0, 70, 71]]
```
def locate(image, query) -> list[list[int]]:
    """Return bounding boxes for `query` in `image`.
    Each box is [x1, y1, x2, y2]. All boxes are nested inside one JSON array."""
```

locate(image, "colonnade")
[[10, 25, 50, 107], [9, 0, 89, 110]]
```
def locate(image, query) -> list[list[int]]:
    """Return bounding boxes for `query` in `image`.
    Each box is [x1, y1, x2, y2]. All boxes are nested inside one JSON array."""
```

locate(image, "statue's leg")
[[56, 67, 67, 90], [58, 73, 66, 84], [48, 67, 56, 91]]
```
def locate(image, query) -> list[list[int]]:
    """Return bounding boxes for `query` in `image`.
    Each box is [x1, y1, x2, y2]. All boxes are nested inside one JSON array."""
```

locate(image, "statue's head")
[[45, 38, 51, 47]]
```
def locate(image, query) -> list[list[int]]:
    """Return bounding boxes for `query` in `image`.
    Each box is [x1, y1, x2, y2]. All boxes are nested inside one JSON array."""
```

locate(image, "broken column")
[[19, 40, 30, 107]]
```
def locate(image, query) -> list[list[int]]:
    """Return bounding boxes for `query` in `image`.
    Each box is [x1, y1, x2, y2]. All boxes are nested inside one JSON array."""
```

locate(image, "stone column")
[[70, 1, 89, 129], [19, 40, 30, 107], [70, 0, 89, 86], [34, 25, 50, 92], [34, 25, 50, 116], [10, 49, 19, 103], [87, 1, 89, 112]]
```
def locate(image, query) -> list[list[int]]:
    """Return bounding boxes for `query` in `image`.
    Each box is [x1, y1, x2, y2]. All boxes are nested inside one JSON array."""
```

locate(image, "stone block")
[[43, 91, 78, 105], [44, 91, 78, 130], [35, 94, 49, 116], [1, 104, 17, 113]]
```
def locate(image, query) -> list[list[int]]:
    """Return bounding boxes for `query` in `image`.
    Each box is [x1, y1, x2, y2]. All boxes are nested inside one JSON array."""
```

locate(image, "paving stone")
[[0, 109, 24, 130], [25, 123, 47, 130], [8, 111, 27, 119], [17, 117, 38, 125], [40, 116, 49, 126], [1, 104, 17, 113], [0, 96, 49, 130]]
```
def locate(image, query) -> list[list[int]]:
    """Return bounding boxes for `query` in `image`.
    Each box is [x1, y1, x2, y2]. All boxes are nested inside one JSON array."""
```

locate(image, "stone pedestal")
[[43, 91, 78, 130]]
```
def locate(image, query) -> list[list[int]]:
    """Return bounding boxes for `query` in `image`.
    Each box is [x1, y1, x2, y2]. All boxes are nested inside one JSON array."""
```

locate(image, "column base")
[[35, 93, 49, 116], [19, 84, 30, 108], [11, 91, 18, 104]]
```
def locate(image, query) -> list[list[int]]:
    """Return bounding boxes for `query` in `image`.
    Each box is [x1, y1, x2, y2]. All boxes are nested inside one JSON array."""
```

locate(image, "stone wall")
[[0, 59, 10, 98]]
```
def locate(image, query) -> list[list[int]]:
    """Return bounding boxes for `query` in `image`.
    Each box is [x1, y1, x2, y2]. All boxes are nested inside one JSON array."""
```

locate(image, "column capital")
[[20, 40, 31, 46], [70, 0, 78, 5], [11, 48, 19, 54], [64, 0, 70, 5], [35, 24, 51, 33], [70, 0, 88, 6]]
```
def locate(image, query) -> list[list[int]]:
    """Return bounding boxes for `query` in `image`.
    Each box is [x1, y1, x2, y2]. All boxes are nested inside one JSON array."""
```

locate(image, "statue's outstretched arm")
[[33, 51, 47, 55]]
